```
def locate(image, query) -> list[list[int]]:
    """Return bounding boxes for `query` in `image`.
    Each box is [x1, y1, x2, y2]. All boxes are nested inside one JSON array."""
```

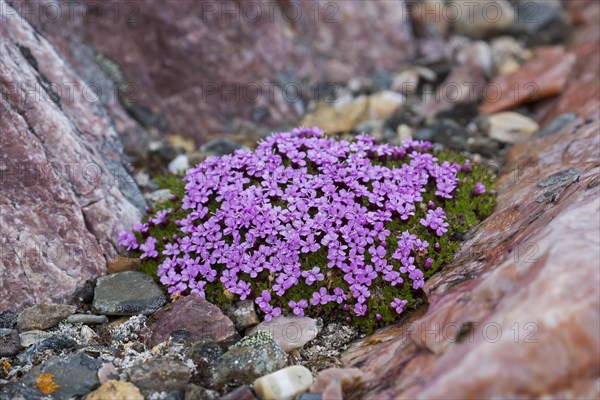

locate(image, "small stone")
[[168, 134, 196, 153], [0, 329, 22, 357], [391, 70, 419, 94], [71, 279, 96, 307], [17, 334, 78, 364], [487, 112, 540, 143], [67, 314, 108, 325], [97, 362, 120, 384], [301, 97, 369, 134], [21, 352, 102, 399], [219, 385, 258, 400], [93, 271, 166, 316], [247, 316, 320, 353], [224, 300, 260, 331], [186, 340, 224, 385], [0, 310, 17, 329], [144, 189, 174, 208], [396, 124, 413, 142], [87, 380, 144, 400], [368, 91, 405, 121], [451, 0, 515, 39], [184, 384, 220, 400], [466, 137, 501, 158], [129, 358, 192, 393], [310, 368, 364, 400], [210, 331, 287, 389], [80, 325, 97, 341], [537, 113, 578, 137], [354, 120, 385, 139], [148, 294, 239, 347], [200, 138, 244, 156], [17, 304, 77, 331], [254, 366, 313, 400], [420, 119, 469, 151], [19, 330, 54, 347], [168, 154, 190, 174], [297, 393, 322, 400]]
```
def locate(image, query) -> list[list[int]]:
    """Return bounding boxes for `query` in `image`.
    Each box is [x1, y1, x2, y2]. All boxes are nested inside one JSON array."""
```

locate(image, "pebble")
[[71, 279, 96, 307], [254, 366, 313, 400], [184, 384, 220, 400], [310, 368, 364, 400], [297, 393, 323, 400], [0, 310, 17, 329], [219, 385, 258, 400], [148, 293, 239, 347], [129, 358, 192, 393], [301, 97, 369, 134], [67, 314, 108, 325], [466, 137, 501, 158], [144, 189, 174, 207], [17, 304, 77, 331], [200, 138, 244, 156], [537, 113, 577, 137], [20, 352, 102, 398], [451, 0, 515, 39], [168, 154, 190, 174], [186, 339, 224, 386], [224, 300, 260, 331], [415, 119, 469, 151], [392, 70, 419, 94], [247, 316, 320, 353], [354, 120, 385, 139], [19, 330, 54, 347], [396, 124, 413, 142], [107, 257, 142, 274], [17, 334, 78, 364], [0, 328, 22, 357], [487, 112, 540, 143], [210, 331, 287, 389], [368, 91, 405, 121], [98, 362, 120, 384], [86, 380, 144, 400], [93, 271, 166, 316]]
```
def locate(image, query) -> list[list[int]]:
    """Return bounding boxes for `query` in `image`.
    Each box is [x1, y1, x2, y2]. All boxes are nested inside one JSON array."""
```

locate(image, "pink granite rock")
[[0, 0, 144, 313]]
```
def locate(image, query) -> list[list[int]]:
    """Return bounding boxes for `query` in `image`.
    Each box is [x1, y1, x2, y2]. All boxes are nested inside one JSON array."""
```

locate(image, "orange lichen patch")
[[2, 360, 11, 373], [34, 373, 60, 395]]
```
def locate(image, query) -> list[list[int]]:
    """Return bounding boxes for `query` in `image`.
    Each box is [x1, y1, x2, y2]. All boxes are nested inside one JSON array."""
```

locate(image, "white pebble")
[[254, 366, 313, 400]]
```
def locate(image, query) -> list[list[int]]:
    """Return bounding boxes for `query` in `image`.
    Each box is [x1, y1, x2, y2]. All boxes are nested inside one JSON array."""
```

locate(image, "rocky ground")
[[1, 0, 599, 399]]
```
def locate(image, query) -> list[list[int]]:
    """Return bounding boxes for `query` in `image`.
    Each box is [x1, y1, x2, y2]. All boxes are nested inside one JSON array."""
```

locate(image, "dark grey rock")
[[537, 169, 580, 188], [0, 381, 41, 400], [224, 300, 260, 331], [0, 328, 22, 357], [426, 119, 469, 151], [0, 311, 17, 329], [466, 137, 501, 158], [16, 304, 77, 332], [184, 384, 220, 400], [186, 340, 224, 386], [510, 0, 566, 45], [66, 314, 108, 325], [219, 385, 258, 400], [17, 334, 78, 364], [129, 358, 192, 393], [20, 352, 102, 399], [71, 279, 96, 307], [297, 393, 323, 400], [93, 271, 166, 316], [209, 332, 287, 390], [200, 138, 243, 156]]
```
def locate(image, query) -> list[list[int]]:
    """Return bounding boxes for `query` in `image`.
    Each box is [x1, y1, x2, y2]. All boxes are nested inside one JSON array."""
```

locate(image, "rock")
[[184, 384, 220, 400], [200, 138, 244, 156], [224, 300, 260, 332], [368, 91, 405, 121], [451, 0, 515, 39], [17, 304, 77, 331], [17, 334, 78, 364], [66, 314, 108, 325], [254, 366, 313, 400], [71, 279, 97, 307], [106, 257, 142, 275], [354, 120, 385, 139], [144, 189, 174, 208], [247, 316, 320, 353], [480, 46, 576, 114], [86, 380, 144, 400], [186, 340, 224, 385], [0, 4, 144, 313], [455, 41, 493, 75], [0, 311, 17, 329], [148, 294, 239, 347], [0, 329, 22, 357], [536, 113, 577, 137], [93, 271, 166, 316], [310, 368, 364, 400], [416, 119, 469, 151], [392, 70, 420, 94], [210, 332, 287, 389], [509, 0, 566, 45], [21, 352, 102, 398], [168, 134, 196, 154], [19, 330, 54, 347], [466, 137, 501, 158], [129, 358, 192, 393], [219, 385, 258, 400], [396, 125, 413, 142], [168, 154, 191, 174], [97, 362, 120, 385], [297, 394, 322, 400], [0, 381, 42, 400], [487, 112, 540, 143], [301, 97, 369, 134]]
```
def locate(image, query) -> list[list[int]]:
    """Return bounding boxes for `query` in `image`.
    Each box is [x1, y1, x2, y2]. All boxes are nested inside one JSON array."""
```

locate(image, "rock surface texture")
[[0, 0, 144, 312], [15, 0, 415, 142], [340, 3, 600, 398]]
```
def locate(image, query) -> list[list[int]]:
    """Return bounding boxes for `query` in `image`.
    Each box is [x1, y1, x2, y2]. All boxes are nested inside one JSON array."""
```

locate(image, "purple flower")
[[391, 298, 408, 314], [289, 299, 309, 317], [140, 237, 158, 259], [472, 182, 486, 195], [420, 207, 449, 237], [310, 287, 331, 306], [301, 267, 325, 285], [118, 231, 138, 251]]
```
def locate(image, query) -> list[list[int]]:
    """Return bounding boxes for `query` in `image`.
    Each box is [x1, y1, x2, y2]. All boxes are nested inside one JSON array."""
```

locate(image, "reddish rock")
[[147, 294, 240, 347], [480, 46, 576, 114], [107, 257, 141, 274], [311, 368, 364, 400], [17, 0, 415, 143], [0, 1, 144, 313]]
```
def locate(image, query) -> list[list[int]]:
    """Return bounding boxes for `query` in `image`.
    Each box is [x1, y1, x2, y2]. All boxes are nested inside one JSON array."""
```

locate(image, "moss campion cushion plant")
[[118, 127, 495, 333]]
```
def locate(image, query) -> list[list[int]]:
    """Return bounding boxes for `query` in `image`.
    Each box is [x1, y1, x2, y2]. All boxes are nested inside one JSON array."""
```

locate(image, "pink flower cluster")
[[119, 127, 481, 321]]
